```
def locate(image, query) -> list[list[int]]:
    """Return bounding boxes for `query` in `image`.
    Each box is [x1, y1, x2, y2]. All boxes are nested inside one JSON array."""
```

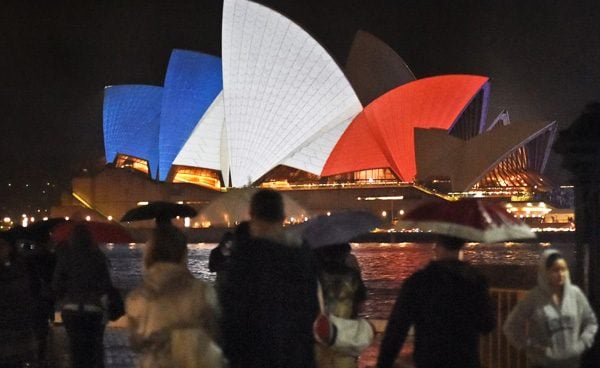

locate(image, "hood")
[[537, 249, 571, 294], [142, 262, 192, 293]]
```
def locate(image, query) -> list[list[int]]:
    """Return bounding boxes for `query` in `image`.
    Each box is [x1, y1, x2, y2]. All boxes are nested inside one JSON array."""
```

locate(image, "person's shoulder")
[[567, 284, 590, 301], [403, 265, 432, 286], [514, 286, 543, 307], [414, 261, 444, 277], [568, 283, 584, 293], [233, 221, 251, 239]]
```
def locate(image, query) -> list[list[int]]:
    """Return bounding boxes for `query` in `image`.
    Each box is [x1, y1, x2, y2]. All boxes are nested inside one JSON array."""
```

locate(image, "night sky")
[[1, 0, 599, 199]]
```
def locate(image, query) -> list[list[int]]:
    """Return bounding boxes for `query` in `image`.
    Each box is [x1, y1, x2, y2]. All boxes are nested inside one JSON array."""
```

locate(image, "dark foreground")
[[37, 324, 134, 368], [44, 322, 395, 368], [45, 243, 564, 367]]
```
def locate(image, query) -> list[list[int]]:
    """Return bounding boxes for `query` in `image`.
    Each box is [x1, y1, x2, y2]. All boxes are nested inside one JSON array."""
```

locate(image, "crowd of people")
[[0, 188, 598, 368]]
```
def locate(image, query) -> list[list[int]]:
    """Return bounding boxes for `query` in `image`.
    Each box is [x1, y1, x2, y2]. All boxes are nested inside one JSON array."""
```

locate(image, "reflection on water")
[[104, 243, 217, 292], [103, 242, 574, 319]]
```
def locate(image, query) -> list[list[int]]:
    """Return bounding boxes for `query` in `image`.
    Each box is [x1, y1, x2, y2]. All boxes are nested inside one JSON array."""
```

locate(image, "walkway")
[[46, 287, 517, 368], [47, 319, 413, 368], [46, 324, 136, 368]]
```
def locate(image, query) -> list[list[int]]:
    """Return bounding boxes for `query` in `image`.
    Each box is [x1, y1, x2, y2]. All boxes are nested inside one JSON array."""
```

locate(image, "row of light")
[[505, 202, 553, 218], [2, 214, 113, 228]]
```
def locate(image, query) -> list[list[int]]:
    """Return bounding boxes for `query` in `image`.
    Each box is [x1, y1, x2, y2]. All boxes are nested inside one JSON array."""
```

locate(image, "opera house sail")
[[221, 0, 362, 187], [92, 0, 558, 224]]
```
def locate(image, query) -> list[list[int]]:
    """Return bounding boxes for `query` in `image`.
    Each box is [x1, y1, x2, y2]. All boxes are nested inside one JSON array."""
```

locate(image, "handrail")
[[480, 288, 529, 368]]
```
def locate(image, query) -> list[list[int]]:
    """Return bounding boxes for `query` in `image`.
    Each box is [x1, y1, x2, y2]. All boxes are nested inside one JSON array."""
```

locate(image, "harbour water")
[[104, 241, 575, 319]]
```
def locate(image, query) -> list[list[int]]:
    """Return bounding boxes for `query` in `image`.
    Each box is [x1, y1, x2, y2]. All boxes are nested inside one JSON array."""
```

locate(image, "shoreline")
[[127, 226, 575, 244]]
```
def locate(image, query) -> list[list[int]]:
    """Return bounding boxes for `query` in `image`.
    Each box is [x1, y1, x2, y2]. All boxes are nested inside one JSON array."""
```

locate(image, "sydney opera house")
[[60, 0, 557, 227]]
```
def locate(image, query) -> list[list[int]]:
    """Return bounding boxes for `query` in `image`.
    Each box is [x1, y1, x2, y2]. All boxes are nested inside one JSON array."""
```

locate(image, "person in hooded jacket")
[[503, 249, 598, 368], [376, 235, 495, 368], [219, 189, 319, 368], [126, 224, 224, 368]]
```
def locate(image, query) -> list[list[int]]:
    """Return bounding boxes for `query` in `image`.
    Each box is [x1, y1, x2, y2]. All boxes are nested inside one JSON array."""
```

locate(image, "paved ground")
[[47, 322, 412, 368], [46, 324, 136, 368]]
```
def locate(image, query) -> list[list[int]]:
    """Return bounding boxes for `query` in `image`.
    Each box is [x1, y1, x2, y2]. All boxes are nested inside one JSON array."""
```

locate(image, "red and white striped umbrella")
[[395, 198, 536, 243]]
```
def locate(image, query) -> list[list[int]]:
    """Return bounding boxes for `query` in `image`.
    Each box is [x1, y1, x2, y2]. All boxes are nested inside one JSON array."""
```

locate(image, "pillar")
[[553, 102, 600, 366]]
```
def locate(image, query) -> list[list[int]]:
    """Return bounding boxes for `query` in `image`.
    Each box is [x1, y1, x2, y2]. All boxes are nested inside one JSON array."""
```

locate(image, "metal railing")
[[480, 288, 529, 368]]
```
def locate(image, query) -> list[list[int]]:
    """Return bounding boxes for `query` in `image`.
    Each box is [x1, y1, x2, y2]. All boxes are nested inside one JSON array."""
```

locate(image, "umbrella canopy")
[[198, 188, 309, 227], [395, 198, 536, 243], [121, 201, 198, 224], [51, 221, 135, 244], [2, 218, 68, 245], [289, 211, 381, 248]]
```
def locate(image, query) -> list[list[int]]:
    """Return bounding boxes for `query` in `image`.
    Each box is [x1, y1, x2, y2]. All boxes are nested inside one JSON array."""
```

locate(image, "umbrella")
[[395, 198, 536, 242], [121, 201, 197, 224], [2, 218, 67, 245], [23, 218, 68, 242], [51, 221, 135, 244], [288, 211, 381, 248], [198, 188, 309, 227]]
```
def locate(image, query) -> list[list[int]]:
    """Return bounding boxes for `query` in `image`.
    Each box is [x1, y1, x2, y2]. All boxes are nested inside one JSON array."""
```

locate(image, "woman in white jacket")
[[503, 249, 597, 368]]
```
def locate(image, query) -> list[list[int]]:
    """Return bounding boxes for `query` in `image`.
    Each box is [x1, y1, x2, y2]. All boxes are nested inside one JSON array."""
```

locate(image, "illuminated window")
[[324, 168, 397, 184], [257, 165, 321, 187], [472, 146, 549, 190], [171, 166, 222, 189], [115, 154, 150, 175], [353, 168, 397, 182]]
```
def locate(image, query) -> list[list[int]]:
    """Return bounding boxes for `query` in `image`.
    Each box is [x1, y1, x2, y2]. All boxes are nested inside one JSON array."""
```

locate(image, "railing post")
[[483, 288, 529, 368]]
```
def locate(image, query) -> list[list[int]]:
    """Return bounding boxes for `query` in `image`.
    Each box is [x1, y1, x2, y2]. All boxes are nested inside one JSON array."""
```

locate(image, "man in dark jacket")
[[376, 236, 495, 368], [219, 189, 319, 368]]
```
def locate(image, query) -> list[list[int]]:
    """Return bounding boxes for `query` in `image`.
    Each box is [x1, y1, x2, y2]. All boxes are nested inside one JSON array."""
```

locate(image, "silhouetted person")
[[219, 189, 319, 368], [0, 238, 36, 367], [376, 236, 495, 368], [52, 224, 115, 368], [23, 236, 57, 365], [209, 230, 234, 295]]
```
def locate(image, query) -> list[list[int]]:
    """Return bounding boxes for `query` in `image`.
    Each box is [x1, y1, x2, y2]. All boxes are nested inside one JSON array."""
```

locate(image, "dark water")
[[103, 242, 574, 319]]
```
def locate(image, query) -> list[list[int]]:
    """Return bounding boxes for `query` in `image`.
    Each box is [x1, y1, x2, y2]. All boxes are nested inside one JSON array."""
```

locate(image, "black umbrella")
[[121, 201, 198, 224], [4, 218, 67, 244], [288, 211, 381, 248], [27, 218, 68, 242]]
